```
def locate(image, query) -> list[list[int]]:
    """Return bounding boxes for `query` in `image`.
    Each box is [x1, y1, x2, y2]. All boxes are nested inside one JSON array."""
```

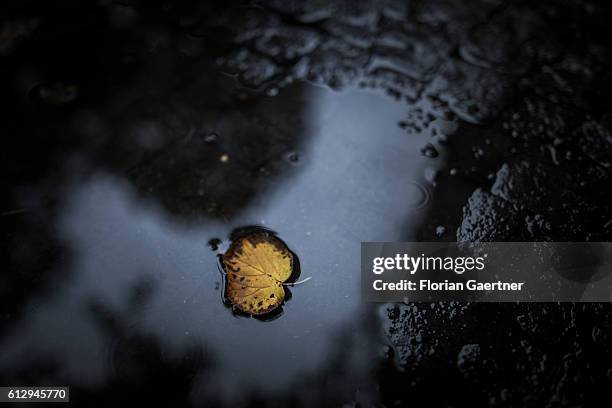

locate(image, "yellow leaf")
[[221, 232, 294, 316]]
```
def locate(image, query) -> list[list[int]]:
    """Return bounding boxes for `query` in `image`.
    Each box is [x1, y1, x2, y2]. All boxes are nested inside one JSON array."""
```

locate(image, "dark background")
[[2, 0, 612, 406]]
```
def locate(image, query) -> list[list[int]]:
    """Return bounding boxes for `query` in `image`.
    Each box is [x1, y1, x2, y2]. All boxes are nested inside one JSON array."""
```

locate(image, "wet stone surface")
[[2, 0, 612, 406]]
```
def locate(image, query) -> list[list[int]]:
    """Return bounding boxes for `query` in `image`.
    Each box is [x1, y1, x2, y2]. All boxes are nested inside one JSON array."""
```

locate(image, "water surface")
[[1, 82, 438, 403]]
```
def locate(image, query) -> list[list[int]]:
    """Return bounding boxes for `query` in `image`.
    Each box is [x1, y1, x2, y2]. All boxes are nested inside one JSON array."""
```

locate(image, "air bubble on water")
[[284, 151, 301, 165], [435, 225, 447, 238], [420, 143, 439, 158]]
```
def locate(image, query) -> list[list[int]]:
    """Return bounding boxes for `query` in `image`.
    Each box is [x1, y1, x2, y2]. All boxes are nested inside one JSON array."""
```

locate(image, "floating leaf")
[[221, 232, 295, 315]]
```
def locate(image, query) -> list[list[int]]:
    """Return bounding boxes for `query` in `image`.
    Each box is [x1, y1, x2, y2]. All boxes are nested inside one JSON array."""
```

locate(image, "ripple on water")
[[406, 181, 431, 209]]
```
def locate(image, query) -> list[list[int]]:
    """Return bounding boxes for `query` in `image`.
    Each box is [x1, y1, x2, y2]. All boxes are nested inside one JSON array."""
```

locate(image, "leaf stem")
[[284, 276, 312, 286]]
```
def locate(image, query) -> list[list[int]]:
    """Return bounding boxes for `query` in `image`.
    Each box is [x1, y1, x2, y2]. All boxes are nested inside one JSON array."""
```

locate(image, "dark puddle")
[[0, 79, 438, 404]]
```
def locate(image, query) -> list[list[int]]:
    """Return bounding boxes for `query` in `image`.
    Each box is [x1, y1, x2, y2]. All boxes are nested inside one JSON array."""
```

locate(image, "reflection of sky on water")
[[0, 83, 437, 402]]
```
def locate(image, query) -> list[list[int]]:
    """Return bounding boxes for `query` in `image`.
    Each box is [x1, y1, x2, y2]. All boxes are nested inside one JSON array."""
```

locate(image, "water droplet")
[[435, 225, 447, 238], [449, 168, 458, 176], [424, 168, 439, 186], [420, 143, 439, 158], [266, 87, 279, 96], [436, 133, 449, 145], [203, 132, 217, 143], [219, 154, 229, 163], [457, 344, 481, 374], [208, 238, 222, 251]]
